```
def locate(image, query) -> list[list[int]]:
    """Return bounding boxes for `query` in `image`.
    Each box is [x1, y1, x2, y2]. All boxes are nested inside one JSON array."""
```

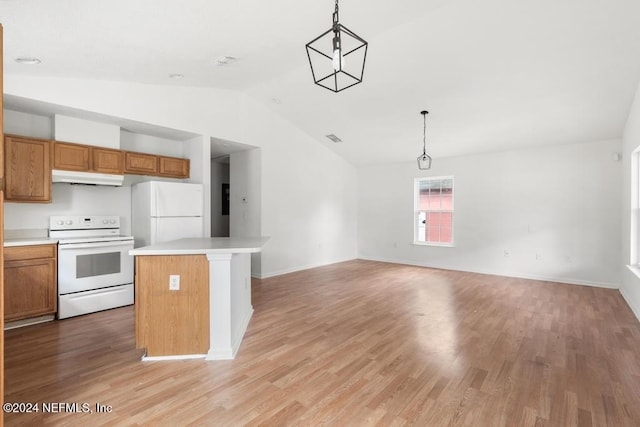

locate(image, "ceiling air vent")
[[325, 134, 342, 143], [216, 56, 237, 66]]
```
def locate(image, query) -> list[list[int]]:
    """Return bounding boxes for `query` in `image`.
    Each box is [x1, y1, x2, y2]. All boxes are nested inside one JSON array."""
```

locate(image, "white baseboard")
[[357, 255, 620, 289], [206, 348, 234, 360], [257, 257, 357, 279], [620, 286, 640, 323], [4, 314, 55, 330], [231, 307, 254, 359], [205, 307, 255, 361], [259, 254, 620, 289], [141, 354, 206, 361]]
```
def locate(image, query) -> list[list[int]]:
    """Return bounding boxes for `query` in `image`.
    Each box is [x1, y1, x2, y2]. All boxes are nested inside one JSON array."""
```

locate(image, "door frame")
[[1, 21, 6, 427]]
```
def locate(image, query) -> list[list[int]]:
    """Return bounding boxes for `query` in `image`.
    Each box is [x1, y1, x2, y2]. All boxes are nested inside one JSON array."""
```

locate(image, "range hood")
[[52, 170, 124, 186], [52, 115, 123, 186]]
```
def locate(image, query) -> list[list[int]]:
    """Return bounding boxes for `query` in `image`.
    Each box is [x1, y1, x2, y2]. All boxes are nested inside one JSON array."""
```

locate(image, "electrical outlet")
[[169, 275, 180, 291], [504, 250, 510, 258], [536, 253, 542, 260]]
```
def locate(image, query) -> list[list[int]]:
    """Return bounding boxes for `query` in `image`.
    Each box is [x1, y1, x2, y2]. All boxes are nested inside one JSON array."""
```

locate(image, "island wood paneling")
[[135, 255, 209, 356], [4, 260, 640, 426]]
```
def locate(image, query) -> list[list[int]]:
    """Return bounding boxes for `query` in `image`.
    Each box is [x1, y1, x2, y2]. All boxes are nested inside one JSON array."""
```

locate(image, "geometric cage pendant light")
[[305, 0, 368, 93], [417, 110, 432, 170]]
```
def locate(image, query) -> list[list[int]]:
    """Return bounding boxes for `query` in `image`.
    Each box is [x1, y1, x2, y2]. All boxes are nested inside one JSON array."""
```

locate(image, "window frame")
[[631, 148, 640, 267], [413, 176, 455, 247]]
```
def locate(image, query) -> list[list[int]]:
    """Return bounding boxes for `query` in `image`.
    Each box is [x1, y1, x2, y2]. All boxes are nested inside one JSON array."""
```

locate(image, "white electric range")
[[49, 215, 134, 319]]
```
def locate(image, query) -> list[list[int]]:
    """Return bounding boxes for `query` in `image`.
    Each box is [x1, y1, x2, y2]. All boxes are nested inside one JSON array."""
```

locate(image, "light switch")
[[169, 275, 180, 290]]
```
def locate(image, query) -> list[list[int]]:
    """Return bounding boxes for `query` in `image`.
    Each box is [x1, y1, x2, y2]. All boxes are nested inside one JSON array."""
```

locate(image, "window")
[[414, 176, 454, 245]]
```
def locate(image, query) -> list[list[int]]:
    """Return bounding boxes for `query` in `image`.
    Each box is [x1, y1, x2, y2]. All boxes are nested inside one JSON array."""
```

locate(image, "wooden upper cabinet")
[[54, 141, 90, 172], [15, 137, 189, 185], [4, 135, 52, 203], [54, 142, 123, 174], [124, 151, 158, 175], [159, 156, 190, 178], [125, 152, 189, 178], [92, 147, 124, 174]]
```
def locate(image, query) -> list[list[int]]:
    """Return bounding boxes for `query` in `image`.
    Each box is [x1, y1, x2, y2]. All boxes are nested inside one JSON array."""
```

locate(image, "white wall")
[[5, 184, 132, 235], [210, 160, 230, 237], [230, 149, 261, 238], [5, 75, 245, 143], [4, 75, 359, 277], [4, 109, 52, 139], [3, 109, 205, 237], [621, 80, 640, 319], [4, 109, 132, 233], [120, 131, 184, 157], [358, 139, 622, 288], [240, 96, 358, 278], [182, 135, 211, 239], [230, 149, 262, 276], [54, 115, 119, 148]]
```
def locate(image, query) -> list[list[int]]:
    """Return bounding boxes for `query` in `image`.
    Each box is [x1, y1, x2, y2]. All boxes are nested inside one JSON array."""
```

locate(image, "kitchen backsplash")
[[4, 184, 132, 235], [4, 228, 49, 239]]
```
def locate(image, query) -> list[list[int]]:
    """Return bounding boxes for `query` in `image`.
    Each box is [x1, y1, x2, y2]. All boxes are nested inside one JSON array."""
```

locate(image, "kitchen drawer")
[[5, 244, 57, 261]]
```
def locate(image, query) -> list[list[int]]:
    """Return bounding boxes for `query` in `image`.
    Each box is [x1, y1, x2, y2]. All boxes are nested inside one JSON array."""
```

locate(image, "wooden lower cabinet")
[[4, 244, 57, 322]]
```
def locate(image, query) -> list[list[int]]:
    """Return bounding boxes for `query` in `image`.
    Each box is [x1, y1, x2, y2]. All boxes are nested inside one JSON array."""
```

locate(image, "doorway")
[[211, 156, 230, 237]]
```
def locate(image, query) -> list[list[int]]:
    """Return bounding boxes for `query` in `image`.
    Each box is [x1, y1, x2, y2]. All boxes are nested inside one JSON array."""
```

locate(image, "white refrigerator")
[[132, 181, 204, 247]]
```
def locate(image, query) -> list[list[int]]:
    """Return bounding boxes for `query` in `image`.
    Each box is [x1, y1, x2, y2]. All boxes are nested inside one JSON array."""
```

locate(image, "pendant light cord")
[[422, 111, 428, 155]]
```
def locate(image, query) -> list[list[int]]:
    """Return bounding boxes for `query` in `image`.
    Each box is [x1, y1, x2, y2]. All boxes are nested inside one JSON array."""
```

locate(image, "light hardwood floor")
[[5, 260, 640, 426]]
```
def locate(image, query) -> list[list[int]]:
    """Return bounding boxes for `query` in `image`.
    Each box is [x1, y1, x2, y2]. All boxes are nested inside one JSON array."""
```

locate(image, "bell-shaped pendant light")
[[305, 0, 368, 93], [417, 111, 432, 170]]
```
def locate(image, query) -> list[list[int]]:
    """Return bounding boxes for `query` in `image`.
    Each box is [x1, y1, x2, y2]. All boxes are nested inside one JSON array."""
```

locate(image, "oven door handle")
[[58, 241, 134, 250]]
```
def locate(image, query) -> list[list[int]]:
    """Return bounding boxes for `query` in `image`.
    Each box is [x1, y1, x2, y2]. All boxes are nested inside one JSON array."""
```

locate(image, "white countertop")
[[4, 237, 59, 247], [129, 237, 270, 256]]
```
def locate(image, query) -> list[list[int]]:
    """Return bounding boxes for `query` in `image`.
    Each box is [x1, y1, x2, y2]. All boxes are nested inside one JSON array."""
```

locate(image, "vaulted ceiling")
[[2, 0, 640, 166]]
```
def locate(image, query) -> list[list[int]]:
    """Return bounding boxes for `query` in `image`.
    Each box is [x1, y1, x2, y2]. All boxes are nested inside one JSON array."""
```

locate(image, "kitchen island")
[[129, 237, 269, 360]]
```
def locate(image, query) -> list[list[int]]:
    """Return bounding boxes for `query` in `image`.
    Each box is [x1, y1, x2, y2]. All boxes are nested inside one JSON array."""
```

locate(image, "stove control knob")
[[103, 219, 109, 224], [56, 220, 64, 226], [65, 220, 73, 225], [109, 219, 117, 224]]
